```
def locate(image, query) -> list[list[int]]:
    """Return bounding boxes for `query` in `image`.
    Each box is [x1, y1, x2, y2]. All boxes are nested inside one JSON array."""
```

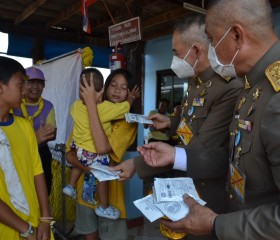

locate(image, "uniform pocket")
[[192, 109, 208, 133], [240, 135, 265, 189]]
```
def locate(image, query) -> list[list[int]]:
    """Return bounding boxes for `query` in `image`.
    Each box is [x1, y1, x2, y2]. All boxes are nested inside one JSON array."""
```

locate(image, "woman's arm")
[[80, 74, 111, 154]]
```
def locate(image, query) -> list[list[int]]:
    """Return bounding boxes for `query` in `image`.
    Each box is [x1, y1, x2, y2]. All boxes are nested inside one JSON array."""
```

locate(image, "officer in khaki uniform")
[[138, 65, 243, 215], [112, 13, 242, 240], [142, 1, 280, 239]]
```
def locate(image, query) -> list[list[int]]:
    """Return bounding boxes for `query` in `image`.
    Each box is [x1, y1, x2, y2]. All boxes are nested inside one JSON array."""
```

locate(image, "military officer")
[[140, 0, 280, 239], [112, 13, 243, 239]]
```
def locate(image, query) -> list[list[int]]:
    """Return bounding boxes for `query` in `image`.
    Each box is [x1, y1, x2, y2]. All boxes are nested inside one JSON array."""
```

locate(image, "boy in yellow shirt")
[[0, 56, 53, 239]]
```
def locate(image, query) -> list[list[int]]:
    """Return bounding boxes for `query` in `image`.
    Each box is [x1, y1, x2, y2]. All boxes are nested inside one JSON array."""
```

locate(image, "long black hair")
[[104, 69, 136, 113], [104, 69, 135, 100]]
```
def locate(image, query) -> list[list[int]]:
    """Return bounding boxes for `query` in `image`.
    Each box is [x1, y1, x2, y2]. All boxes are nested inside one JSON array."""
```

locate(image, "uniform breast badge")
[[244, 76, 251, 90], [196, 77, 203, 89], [265, 61, 280, 92], [200, 88, 207, 96], [235, 130, 241, 146], [177, 118, 194, 145], [192, 98, 204, 107], [188, 106, 194, 116], [247, 105, 255, 117], [237, 97, 246, 111], [205, 80, 212, 88], [230, 163, 246, 203], [235, 147, 242, 161], [238, 119, 252, 132], [253, 87, 262, 101]]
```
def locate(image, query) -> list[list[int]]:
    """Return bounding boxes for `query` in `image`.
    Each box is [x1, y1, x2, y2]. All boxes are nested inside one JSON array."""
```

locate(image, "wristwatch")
[[20, 222, 35, 238]]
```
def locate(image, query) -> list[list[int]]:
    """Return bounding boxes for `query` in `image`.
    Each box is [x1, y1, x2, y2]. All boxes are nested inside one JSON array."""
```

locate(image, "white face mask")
[[171, 46, 198, 79], [208, 27, 239, 78]]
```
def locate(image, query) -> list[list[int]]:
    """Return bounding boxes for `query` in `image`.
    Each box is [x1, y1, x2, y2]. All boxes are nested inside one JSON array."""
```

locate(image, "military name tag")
[[177, 118, 193, 145], [230, 163, 246, 203], [192, 98, 205, 107]]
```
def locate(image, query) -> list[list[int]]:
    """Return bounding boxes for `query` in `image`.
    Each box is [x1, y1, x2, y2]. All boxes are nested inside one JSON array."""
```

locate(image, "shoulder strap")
[[265, 61, 280, 92]]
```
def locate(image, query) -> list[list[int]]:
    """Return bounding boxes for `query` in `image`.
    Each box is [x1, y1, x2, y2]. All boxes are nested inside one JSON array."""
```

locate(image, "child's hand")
[[80, 73, 104, 106], [128, 85, 140, 101], [37, 222, 51, 240]]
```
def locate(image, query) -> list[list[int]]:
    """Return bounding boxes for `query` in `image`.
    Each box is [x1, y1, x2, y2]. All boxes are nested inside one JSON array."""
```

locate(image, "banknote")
[[125, 113, 153, 124]]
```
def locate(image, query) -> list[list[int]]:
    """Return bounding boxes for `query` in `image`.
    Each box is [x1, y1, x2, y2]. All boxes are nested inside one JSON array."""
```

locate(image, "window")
[[156, 69, 188, 112]]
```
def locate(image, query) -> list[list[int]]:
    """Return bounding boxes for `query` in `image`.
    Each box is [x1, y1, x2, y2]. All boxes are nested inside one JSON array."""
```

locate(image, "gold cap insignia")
[[265, 61, 280, 92]]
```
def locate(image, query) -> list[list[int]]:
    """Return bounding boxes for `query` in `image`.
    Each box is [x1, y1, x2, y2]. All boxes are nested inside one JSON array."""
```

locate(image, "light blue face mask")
[[208, 27, 239, 78], [171, 45, 198, 79]]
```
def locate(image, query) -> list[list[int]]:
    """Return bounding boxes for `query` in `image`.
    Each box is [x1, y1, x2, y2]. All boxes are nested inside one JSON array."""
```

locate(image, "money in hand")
[[125, 113, 153, 124]]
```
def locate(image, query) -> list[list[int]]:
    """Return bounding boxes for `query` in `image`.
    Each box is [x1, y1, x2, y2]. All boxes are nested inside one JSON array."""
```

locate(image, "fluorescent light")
[[183, 3, 207, 15]]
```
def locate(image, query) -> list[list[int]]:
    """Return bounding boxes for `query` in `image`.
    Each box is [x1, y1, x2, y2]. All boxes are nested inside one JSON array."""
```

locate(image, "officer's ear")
[[232, 24, 243, 49], [192, 43, 202, 58]]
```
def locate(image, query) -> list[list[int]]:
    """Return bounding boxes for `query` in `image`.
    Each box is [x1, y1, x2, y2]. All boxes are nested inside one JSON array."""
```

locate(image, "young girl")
[[66, 68, 139, 239], [64, 68, 139, 220]]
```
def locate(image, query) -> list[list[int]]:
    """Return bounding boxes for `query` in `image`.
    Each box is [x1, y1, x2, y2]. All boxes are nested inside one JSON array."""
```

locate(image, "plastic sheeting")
[[37, 52, 82, 150]]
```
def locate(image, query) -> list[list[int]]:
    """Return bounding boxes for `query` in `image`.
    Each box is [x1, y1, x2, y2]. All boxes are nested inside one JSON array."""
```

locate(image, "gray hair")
[[174, 13, 209, 48], [207, 0, 274, 39]]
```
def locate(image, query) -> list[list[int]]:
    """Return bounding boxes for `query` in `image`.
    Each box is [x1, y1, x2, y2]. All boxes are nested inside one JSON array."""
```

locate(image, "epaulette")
[[265, 61, 280, 92]]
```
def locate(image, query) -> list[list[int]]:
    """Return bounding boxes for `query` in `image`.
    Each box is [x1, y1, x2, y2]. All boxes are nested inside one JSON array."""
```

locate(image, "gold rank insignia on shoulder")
[[265, 61, 280, 92]]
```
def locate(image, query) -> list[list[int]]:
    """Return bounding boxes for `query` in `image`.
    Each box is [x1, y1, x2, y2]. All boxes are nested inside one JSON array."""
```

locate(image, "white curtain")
[[37, 52, 82, 154]]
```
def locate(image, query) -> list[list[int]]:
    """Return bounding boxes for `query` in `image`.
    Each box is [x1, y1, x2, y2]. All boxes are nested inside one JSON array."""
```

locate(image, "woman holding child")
[[66, 68, 139, 240]]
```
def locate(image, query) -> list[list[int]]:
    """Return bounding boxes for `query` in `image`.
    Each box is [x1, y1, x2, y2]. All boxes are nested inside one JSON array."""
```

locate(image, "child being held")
[[63, 68, 139, 220]]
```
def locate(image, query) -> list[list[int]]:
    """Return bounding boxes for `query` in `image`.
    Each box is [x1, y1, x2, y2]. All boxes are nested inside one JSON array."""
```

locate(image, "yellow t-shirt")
[[71, 100, 130, 152], [0, 115, 54, 239], [67, 119, 137, 218]]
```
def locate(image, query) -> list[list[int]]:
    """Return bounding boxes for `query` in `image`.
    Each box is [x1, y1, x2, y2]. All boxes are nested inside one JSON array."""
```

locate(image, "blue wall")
[[143, 35, 173, 136]]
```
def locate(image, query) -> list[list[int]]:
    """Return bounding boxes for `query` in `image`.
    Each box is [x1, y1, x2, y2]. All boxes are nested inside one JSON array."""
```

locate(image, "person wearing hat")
[[14, 66, 57, 195]]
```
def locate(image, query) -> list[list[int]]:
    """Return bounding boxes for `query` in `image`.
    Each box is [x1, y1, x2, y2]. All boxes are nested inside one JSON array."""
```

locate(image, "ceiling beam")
[[0, 20, 108, 47], [45, 2, 81, 29], [90, 0, 159, 30], [160, 0, 183, 7], [143, 7, 189, 29], [14, 0, 47, 25]]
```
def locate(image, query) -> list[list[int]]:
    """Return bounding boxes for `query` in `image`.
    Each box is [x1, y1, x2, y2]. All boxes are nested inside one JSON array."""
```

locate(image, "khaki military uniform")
[[135, 67, 243, 239], [215, 41, 280, 240]]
